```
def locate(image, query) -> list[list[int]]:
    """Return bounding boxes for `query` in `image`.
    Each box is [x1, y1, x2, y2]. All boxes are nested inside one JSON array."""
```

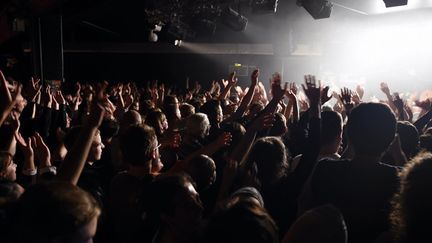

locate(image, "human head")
[[347, 103, 396, 156], [248, 136, 288, 186], [180, 103, 195, 119], [268, 113, 288, 137], [120, 124, 162, 172], [321, 111, 343, 152], [15, 181, 101, 242], [200, 99, 223, 125], [0, 151, 17, 182], [120, 110, 142, 130], [186, 113, 210, 139], [146, 173, 203, 235], [185, 154, 216, 191], [64, 126, 105, 162], [204, 200, 279, 243], [145, 109, 168, 137], [390, 152, 432, 243], [397, 121, 419, 159], [163, 95, 181, 122], [282, 205, 347, 243]]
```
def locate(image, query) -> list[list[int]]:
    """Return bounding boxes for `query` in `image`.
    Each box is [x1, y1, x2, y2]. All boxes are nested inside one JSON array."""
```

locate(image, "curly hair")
[[390, 152, 432, 243]]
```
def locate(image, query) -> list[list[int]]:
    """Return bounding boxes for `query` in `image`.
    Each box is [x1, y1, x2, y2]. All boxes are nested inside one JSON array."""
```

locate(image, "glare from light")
[[174, 40, 183, 47]]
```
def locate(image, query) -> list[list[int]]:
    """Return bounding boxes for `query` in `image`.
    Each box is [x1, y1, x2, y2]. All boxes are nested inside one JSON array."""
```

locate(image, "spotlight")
[[297, 0, 333, 19], [174, 40, 183, 46], [221, 7, 248, 31], [252, 0, 279, 14], [148, 31, 158, 42], [383, 0, 408, 8], [148, 24, 162, 42]]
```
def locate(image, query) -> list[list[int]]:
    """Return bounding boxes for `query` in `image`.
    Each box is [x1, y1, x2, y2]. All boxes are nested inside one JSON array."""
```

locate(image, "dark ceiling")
[[1, 0, 431, 48]]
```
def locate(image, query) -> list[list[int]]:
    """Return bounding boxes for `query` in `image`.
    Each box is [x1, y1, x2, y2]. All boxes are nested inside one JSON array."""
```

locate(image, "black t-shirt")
[[309, 159, 400, 243]]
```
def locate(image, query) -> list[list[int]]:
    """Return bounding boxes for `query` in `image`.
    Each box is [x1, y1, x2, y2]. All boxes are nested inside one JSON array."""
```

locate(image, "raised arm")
[[219, 72, 237, 102], [225, 69, 259, 122], [0, 70, 21, 126], [380, 82, 397, 112], [56, 83, 106, 185], [261, 73, 288, 115]]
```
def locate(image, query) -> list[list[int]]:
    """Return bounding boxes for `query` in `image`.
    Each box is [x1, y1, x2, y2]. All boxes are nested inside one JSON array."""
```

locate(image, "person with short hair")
[[300, 102, 400, 243], [109, 124, 162, 243]]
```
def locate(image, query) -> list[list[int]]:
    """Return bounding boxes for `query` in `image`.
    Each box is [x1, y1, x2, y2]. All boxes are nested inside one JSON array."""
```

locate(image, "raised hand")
[[339, 87, 355, 114], [16, 132, 34, 160], [25, 77, 41, 102], [53, 90, 66, 105], [289, 82, 298, 95], [32, 132, 51, 167], [272, 81, 288, 101], [356, 85, 364, 99], [415, 99, 431, 111], [216, 132, 232, 148], [251, 69, 259, 86], [41, 85, 53, 108], [302, 75, 322, 106], [393, 93, 404, 110], [252, 113, 274, 131], [380, 82, 391, 96], [0, 70, 22, 125], [228, 72, 238, 86], [321, 86, 332, 105]]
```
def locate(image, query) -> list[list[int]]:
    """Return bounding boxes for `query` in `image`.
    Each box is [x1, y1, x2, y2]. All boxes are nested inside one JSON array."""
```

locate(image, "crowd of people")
[[1, 67, 432, 243]]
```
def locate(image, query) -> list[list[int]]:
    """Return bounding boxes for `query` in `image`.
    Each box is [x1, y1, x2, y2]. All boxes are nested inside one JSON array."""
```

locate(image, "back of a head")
[[248, 136, 288, 185], [15, 181, 100, 243], [397, 121, 419, 159], [203, 200, 279, 243], [321, 111, 343, 147], [145, 109, 166, 136], [120, 110, 142, 128], [180, 103, 195, 119], [347, 103, 396, 156], [186, 113, 210, 138], [268, 113, 288, 137], [199, 99, 221, 124], [391, 152, 432, 243], [145, 173, 201, 226], [185, 154, 216, 191], [120, 124, 157, 166], [419, 134, 432, 152], [282, 204, 347, 243]]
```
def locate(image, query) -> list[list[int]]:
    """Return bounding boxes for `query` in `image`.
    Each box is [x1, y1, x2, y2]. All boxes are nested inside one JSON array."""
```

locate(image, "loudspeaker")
[[383, 0, 408, 8], [298, 0, 333, 19]]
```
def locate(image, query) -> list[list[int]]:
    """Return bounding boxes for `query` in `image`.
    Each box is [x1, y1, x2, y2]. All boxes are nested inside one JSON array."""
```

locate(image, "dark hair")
[[64, 126, 100, 151], [268, 113, 287, 137], [15, 181, 100, 242], [419, 134, 432, 153], [145, 173, 196, 219], [347, 103, 396, 156], [120, 124, 157, 165], [248, 136, 288, 187], [321, 111, 343, 146], [200, 99, 222, 125], [390, 152, 432, 243], [99, 119, 119, 141], [185, 154, 216, 191], [180, 103, 195, 119], [203, 200, 279, 243], [397, 121, 419, 159], [145, 109, 167, 137]]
